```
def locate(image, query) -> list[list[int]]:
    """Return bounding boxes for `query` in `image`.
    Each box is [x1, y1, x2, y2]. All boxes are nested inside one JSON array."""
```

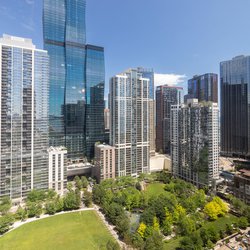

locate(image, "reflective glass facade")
[[85, 45, 105, 157], [43, 0, 105, 159], [0, 35, 49, 199], [220, 56, 250, 157], [186, 73, 218, 103]]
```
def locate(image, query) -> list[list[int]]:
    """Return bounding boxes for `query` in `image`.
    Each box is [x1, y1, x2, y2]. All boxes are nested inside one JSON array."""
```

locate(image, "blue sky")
[[1, 0, 250, 94]]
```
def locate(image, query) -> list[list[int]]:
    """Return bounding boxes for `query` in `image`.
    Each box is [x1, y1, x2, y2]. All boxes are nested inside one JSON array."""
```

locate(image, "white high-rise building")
[[0, 35, 49, 199], [110, 69, 150, 177], [171, 99, 219, 187], [48, 147, 67, 195]]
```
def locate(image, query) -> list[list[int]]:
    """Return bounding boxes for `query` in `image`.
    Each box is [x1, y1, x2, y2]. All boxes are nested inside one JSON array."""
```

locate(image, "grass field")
[[146, 182, 166, 197], [0, 211, 116, 250], [202, 213, 238, 231]]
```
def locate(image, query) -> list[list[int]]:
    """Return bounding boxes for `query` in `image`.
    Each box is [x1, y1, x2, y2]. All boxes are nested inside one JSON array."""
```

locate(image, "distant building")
[[110, 68, 150, 177], [150, 154, 171, 172], [48, 147, 67, 195], [185, 73, 218, 103], [220, 56, 250, 158], [234, 169, 250, 204], [156, 85, 183, 154], [94, 143, 115, 182], [171, 99, 219, 187], [104, 108, 110, 130], [0, 35, 49, 199]]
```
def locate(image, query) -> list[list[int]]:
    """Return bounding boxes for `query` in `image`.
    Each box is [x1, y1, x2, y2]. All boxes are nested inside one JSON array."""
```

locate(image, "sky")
[[1, 0, 250, 96]]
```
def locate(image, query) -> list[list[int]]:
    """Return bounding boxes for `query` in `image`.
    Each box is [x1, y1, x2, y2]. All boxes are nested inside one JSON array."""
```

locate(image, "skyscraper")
[[43, 0, 105, 160], [171, 99, 219, 187], [137, 68, 155, 155], [185, 73, 218, 103], [220, 55, 250, 158], [110, 69, 150, 177], [156, 85, 183, 154], [0, 35, 49, 199]]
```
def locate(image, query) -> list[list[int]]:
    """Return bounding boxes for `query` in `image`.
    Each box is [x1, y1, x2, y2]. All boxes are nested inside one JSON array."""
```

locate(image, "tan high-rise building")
[[94, 143, 115, 182]]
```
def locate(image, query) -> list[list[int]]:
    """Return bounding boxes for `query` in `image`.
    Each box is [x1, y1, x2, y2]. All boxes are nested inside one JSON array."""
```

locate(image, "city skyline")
[[1, 0, 250, 97]]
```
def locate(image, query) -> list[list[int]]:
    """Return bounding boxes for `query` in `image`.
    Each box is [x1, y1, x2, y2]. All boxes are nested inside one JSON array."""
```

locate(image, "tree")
[[225, 223, 233, 235], [203, 200, 221, 220], [55, 197, 64, 212], [213, 197, 229, 215], [63, 190, 81, 210], [26, 202, 42, 218], [180, 231, 203, 250], [83, 191, 92, 207], [238, 217, 248, 229], [47, 189, 57, 200], [207, 227, 219, 243], [81, 176, 88, 188], [15, 206, 27, 221], [45, 201, 56, 215], [115, 214, 130, 239], [0, 214, 14, 234], [0, 196, 11, 215], [177, 217, 196, 236], [162, 220, 172, 236], [132, 233, 144, 249], [137, 222, 147, 239], [153, 216, 160, 231], [106, 240, 120, 250], [27, 190, 46, 202], [74, 176, 82, 190], [144, 231, 164, 250]]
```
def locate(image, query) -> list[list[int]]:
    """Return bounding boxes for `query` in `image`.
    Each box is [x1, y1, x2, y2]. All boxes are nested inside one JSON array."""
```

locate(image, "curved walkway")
[[94, 205, 128, 249]]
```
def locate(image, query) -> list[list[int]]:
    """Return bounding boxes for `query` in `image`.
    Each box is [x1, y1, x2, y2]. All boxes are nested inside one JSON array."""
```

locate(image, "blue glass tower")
[[43, 0, 105, 159]]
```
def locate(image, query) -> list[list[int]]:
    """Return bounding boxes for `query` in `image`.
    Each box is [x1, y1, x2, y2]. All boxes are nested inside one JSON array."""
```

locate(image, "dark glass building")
[[43, 0, 105, 160], [185, 73, 218, 103], [220, 55, 250, 158], [156, 85, 183, 154]]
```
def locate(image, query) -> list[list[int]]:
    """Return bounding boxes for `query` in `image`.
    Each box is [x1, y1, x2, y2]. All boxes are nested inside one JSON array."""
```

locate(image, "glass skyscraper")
[[0, 35, 49, 199], [185, 73, 218, 103], [220, 55, 250, 158], [43, 0, 105, 160]]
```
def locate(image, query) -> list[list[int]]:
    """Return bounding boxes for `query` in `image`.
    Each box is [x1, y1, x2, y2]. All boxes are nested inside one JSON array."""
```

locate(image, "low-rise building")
[[48, 147, 67, 195], [234, 169, 250, 204]]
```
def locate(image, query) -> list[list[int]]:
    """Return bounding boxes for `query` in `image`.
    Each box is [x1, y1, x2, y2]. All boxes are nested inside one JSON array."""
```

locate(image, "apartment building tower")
[[0, 35, 49, 199], [171, 99, 219, 187], [110, 69, 150, 177], [156, 85, 183, 154]]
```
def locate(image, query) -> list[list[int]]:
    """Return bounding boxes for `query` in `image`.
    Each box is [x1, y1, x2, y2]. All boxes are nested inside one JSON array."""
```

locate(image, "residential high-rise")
[[94, 143, 115, 183], [185, 73, 218, 103], [43, 0, 105, 160], [156, 85, 183, 154], [171, 99, 219, 187], [0, 35, 49, 199], [48, 147, 67, 195], [110, 69, 150, 177], [220, 56, 250, 158], [137, 68, 155, 155]]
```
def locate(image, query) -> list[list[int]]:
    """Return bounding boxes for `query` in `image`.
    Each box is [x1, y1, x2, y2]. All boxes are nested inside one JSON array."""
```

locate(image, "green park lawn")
[[146, 182, 166, 197], [0, 211, 116, 250]]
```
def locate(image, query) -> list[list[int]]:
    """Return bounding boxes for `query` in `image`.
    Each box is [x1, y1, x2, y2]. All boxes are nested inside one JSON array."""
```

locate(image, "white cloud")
[[154, 73, 187, 87]]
